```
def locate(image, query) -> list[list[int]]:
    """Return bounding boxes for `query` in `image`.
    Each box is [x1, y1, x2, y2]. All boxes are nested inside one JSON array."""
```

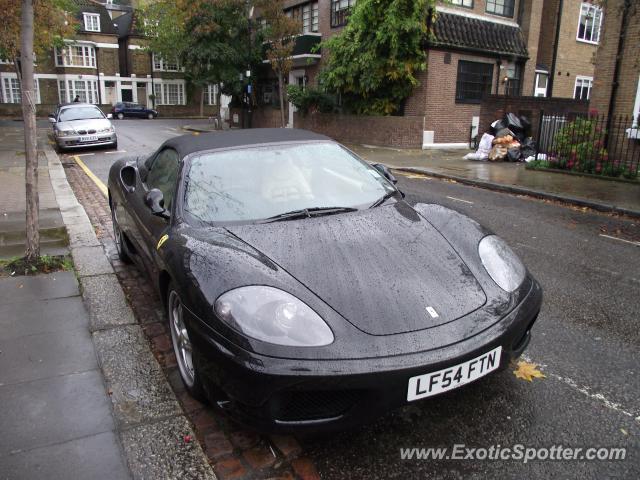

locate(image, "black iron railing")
[[536, 113, 640, 179]]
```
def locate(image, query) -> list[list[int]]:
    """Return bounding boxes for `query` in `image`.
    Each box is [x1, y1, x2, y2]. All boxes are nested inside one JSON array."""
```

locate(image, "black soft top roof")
[[164, 129, 333, 158]]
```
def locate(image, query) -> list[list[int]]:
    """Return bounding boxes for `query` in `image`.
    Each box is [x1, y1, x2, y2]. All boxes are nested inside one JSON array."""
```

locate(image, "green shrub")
[[286, 85, 336, 116]]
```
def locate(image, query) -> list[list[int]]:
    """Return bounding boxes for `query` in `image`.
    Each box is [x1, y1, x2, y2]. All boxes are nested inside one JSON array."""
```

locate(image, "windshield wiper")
[[369, 190, 398, 208], [259, 206, 358, 224]]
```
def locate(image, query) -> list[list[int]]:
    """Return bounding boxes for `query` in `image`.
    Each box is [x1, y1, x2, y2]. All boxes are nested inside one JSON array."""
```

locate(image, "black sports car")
[[108, 129, 542, 432]]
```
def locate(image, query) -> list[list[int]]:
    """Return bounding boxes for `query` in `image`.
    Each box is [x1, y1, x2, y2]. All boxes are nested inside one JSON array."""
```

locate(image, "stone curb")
[[390, 165, 640, 219], [45, 146, 216, 480], [183, 125, 217, 133]]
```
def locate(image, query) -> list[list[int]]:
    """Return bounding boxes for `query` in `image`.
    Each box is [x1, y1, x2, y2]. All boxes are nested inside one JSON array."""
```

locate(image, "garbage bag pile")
[[464, 113, 537, 163]]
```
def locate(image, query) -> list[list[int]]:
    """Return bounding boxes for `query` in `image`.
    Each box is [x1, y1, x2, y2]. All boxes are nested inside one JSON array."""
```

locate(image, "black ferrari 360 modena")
[[108, 129, 542, 432]]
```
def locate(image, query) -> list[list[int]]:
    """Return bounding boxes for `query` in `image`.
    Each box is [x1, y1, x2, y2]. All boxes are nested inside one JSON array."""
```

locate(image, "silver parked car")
[[49, 103, 117, 152]]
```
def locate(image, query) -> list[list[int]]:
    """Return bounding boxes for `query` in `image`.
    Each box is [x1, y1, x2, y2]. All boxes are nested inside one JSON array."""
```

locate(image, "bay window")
[[55, 45, 96, 68], [154, 81, 185, 105], [58, 79, 99, 104], [1, 77, 40, 104]]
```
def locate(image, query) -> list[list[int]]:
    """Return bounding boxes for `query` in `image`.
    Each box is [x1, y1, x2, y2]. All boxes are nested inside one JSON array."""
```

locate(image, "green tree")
[[0, 0, 76, 264], [258, 0, 300, 127], [319, 0, 435, 115], [142, 0, 259, 119]]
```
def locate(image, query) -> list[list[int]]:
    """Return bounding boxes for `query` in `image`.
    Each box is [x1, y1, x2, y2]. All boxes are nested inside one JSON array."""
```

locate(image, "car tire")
[[117, 112, 124, 120], [167, 283, 207, 401], [112, 141, 118, 150], [147, 113, 154, 120], [111, 206, 132, 264]]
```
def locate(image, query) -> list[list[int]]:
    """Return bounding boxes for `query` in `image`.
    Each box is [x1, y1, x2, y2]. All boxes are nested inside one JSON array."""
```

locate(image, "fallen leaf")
[[513, 360, 546, 382], [621, 428, 628, 436]]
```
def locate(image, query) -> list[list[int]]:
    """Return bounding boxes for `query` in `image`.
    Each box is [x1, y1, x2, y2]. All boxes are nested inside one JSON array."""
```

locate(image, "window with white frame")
[[83, 13, 101, 32], [205, 84, 218, 105], [577, 3, 603, 44], [55, 45, 96, 68], [152, 54, 182, 72], [154, 82, 185, 105], [633, 75, 640, 127], [1, 77, 40, 104], [303, 2, 319, 33], [58, 79, 99, 104], [574, 76, 593, 100], [450, 0, 473, 8]]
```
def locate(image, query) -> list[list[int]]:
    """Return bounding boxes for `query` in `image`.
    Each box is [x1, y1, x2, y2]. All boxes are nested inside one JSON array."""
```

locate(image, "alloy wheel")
[[169, 290, 195, 387], [111, 208, 123, 257]]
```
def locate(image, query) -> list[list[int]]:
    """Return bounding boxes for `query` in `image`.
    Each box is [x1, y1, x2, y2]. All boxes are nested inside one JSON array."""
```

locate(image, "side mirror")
[[120, 165, 137, 193], [372, 163, 398, 185], [106, 113, 113, 119], [48, 114, 56, 123], [144, 189, 170, 219]]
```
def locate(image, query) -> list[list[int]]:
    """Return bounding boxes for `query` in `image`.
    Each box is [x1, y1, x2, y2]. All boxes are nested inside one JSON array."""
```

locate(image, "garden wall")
[[294, 112, 424, 148]]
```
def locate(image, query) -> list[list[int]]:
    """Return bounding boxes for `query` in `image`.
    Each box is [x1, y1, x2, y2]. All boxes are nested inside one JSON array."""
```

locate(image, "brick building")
[[590, 0, 639, 126], [261, 1, 542, 146], [256, 0, 612, 147], [0, 0, 219, 117], [535, 0, 603, 100]]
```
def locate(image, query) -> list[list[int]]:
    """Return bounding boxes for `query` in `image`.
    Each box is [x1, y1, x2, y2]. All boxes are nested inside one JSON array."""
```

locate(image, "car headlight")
[[478, 235, 526, 292], [214, 286, 334, 347], [97, 126, 115, 133], [56, 129, 75, 136]]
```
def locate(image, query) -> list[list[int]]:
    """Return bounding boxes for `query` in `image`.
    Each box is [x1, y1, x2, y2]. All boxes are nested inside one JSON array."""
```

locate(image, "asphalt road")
[[59, 120, 639, 478], [55, 118, 210, 183], [302, 174, 640, 479]]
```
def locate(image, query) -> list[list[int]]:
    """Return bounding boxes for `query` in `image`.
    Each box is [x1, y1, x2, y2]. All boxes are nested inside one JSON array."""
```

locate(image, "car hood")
[[226, 202, 487, 336], [56, 118, 112, 132]]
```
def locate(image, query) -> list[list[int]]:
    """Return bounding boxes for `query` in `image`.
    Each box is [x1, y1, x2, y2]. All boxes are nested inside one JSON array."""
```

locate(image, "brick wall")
[[591, 0, 640, 120], [479, 94, 589, 139], [550, 0, 598, 98], [519, 0, 544, 96], [422, 50, 499, 144], [250, 107, 284, 128], [537, 0, 560, 71], [437, 0, 522, 20], [294, 112, 424, 148]]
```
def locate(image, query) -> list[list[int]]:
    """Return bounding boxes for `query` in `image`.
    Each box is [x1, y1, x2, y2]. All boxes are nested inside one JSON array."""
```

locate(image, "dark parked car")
[[108, 129, 542, 433], [111, 102, 158, 120]]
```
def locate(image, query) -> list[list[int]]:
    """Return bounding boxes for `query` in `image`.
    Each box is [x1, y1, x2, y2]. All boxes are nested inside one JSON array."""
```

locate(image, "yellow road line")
[[73, 155, 108, 198]]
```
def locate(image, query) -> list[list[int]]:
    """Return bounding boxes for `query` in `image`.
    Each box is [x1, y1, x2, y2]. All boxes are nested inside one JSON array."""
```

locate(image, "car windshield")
[[59, 106, 105, 122], [184, 142, 396, 223]]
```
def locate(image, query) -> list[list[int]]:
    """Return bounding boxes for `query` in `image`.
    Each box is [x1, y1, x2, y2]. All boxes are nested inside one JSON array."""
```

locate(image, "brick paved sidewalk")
[[63, 159, 322, 480]]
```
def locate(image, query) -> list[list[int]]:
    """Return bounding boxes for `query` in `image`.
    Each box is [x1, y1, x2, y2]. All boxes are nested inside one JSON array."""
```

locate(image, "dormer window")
[[83, 13, 101, 32]]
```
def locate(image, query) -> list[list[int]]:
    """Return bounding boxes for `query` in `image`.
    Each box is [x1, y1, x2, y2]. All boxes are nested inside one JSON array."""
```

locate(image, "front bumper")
[[187, 279, 542, 433], [56, 132, 117, 149]]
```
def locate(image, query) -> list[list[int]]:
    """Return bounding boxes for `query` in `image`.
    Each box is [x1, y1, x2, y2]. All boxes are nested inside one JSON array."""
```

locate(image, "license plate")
[[80, 135, 99, 142], [407, 346, 502, 401]]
